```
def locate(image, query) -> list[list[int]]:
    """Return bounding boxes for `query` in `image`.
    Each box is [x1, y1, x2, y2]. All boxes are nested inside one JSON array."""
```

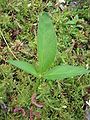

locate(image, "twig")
[[0, 30, 18, 60], [31, 93, 44, 108]]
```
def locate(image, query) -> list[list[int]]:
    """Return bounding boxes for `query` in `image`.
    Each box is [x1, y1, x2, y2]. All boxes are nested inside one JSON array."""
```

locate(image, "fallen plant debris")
[[30, 106, 34, 120], [30, 106, 41, 120], [9, 29, 21, 40], [31, 93, 44, 108], [30, 93, 43, 119], [13, 93, 43, 119], [0, 102, 8, 112], [13, 107, 26, 116], [55, 0, 66, 11]]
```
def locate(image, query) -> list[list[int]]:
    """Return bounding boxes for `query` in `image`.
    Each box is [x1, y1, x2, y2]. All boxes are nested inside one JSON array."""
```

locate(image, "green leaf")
[[37, 12, 57, 73], [44, 65, 90, 80], [7, 60, 38, 76]]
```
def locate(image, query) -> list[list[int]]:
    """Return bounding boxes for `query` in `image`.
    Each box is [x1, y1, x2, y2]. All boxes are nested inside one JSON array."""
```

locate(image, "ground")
[[0, 0, 90, 120]]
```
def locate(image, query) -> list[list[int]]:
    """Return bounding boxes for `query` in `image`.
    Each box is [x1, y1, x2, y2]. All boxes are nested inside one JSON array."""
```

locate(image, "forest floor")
[[0, 0, 90, 120]]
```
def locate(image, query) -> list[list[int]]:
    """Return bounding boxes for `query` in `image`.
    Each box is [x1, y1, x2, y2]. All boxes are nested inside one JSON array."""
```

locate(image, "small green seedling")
[[8, 12, 90, 81]]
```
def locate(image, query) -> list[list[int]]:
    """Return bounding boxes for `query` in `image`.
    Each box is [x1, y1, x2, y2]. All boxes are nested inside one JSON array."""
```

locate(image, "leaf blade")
[[44, 65, 90, 80], [7, 60, 38, 76], [37, 12, 57, 73]]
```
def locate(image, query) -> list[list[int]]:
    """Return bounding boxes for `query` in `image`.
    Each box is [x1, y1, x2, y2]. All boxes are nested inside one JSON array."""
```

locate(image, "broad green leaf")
[[44, 65, 90, 80], [7, 60, 38, 76], [37, 12, 57, 73]]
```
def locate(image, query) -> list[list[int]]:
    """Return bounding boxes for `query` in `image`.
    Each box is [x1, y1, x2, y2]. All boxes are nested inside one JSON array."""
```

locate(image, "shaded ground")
[[0, 0, 90, 120]]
